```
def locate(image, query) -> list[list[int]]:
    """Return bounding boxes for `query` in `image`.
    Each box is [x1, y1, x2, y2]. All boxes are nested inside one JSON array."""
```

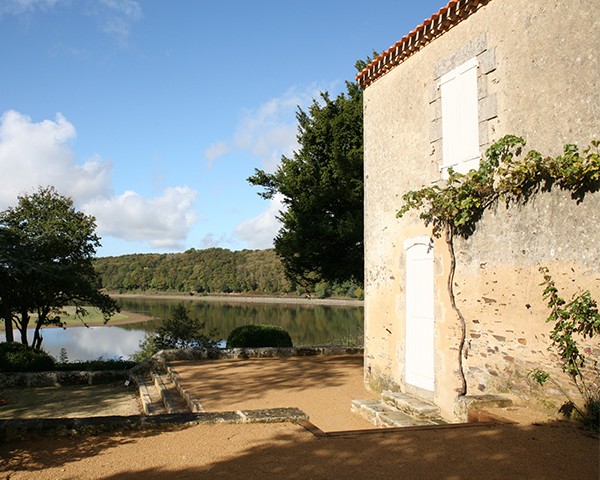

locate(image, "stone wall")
[[0, 370, 130, 388], [363, 0, 599, 419]]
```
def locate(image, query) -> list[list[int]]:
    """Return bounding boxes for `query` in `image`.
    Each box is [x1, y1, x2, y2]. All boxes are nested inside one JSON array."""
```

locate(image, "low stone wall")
[[162, 345, 363, 361], [0, 370, 130, 388], [0, 407, 309, 442], [2, 347, 363, 388]]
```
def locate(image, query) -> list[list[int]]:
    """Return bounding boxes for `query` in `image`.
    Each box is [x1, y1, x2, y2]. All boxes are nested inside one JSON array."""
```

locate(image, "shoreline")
[[0, 295, 363, 334], [110, 293, 364, 307]]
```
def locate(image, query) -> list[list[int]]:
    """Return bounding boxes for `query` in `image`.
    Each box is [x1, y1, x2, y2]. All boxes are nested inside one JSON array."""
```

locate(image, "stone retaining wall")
[[0, 407, 309, 442], [0, 370, 130, 388]]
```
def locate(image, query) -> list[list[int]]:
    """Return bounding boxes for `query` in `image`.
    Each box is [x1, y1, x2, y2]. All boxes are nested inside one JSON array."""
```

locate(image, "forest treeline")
[[94, 248, 364, 299]]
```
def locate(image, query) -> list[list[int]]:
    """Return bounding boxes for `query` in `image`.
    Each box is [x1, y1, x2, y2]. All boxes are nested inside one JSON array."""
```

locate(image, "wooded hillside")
[[94, 248, 363, 299]]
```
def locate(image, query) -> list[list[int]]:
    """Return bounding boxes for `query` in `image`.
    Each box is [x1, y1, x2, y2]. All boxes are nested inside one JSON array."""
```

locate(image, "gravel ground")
[[0, 355, 597, 479]]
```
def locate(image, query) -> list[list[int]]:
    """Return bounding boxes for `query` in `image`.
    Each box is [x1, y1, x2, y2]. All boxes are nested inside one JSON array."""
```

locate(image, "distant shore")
[[111, 292, 364, 307], [0, 294, 363, 334]]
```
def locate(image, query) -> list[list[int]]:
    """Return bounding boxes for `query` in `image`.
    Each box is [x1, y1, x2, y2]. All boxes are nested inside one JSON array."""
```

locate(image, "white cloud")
[[203, 141, 230, 168], [0, 0, 142, 45], [206, 85, 328, 172], [200, 232, 231, 250], [234, 194, 284, 249], [206, 85, 330, 249], [84, 187, 197, 249], [0, 109, 198, 251], [0, 0, 60, 16], [97, 0, 142, 45], [0, 110, 112, 207]]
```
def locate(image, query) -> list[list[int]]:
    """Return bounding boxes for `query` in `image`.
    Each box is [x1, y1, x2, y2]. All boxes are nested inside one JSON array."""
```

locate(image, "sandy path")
[[1, 354, 598, 479], [2, 421, 597, 479], [170, 355, 377, 432]]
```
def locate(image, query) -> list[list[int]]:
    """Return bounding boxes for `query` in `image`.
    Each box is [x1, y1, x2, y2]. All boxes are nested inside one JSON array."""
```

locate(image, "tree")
[[248, 64, 365, 286], [0, 186, 118, 348], [132, 303, 216, 361]]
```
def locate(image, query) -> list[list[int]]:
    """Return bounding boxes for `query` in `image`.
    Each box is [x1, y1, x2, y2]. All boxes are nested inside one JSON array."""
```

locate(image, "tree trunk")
[[18, 309, 29, 346], [1, 303, 14, 342], [4, 317, 14, 342], [445, 227, 467, 397], [32, 319, 44, 350]]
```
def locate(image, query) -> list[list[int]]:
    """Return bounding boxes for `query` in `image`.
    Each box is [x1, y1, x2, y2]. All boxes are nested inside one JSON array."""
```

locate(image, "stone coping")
[[0, 407, 309, 442]]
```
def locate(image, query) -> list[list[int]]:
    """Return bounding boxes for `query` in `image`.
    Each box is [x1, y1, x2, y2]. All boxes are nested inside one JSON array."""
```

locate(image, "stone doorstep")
[[381, 391, 441, 419], [351, 399, 390, 425], [352, 397, 447, 428], [377, 410, 439, 428]]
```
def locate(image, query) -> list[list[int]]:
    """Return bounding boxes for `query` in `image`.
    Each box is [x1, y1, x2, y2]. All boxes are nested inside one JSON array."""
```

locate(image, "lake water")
[[36, 297, 364, 362]]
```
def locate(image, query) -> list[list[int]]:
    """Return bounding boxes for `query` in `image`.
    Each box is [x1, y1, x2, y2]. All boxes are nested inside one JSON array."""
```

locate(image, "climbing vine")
[[533, 267, 600, 430], [397, 135, 600, 396]]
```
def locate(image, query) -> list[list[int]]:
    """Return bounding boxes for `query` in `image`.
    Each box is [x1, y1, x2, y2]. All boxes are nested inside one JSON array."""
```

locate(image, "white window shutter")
[[440, 57, 479, 175]]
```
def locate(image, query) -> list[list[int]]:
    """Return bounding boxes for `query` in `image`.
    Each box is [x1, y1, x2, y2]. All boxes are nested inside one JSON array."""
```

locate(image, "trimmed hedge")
[[226, 324, 293, 348], [55, 359, 137, 371], [0, 342, 56, 372]]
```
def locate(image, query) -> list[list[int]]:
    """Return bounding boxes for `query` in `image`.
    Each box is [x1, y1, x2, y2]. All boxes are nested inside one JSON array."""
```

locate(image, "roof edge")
[[356, 0, 492, 89]]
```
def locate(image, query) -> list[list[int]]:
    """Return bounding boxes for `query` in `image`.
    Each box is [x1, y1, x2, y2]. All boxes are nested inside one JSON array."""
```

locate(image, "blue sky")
[[0, 0, 449, 257]]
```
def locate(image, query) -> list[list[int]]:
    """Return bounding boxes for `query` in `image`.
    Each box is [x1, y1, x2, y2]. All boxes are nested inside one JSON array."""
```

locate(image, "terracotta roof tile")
[[356, 0, 492, 89]]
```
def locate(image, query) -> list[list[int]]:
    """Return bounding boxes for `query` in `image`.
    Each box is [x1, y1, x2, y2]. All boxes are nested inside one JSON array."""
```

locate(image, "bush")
[[0, 342, 56, 372], [54, 358, 137, 371], [131, 303, 217, 362], [226, 324, 293, 348]]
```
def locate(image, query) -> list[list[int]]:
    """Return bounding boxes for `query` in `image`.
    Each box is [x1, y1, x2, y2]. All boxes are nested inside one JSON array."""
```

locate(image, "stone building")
[[357, 0, 599, 420]]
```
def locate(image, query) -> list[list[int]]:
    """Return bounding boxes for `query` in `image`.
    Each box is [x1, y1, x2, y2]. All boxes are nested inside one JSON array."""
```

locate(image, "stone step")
[[381, 391, 441, 419], [151, 371, 190, 414], [134, 374, 167, 416], [351, 398, 447, 428]]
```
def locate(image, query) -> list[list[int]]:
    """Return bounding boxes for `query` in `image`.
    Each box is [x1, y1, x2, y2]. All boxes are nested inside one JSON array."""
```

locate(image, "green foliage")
[[226, 324, 293, 348], [0, 186, 119, 348], [398, 135, 600, 414], [322, 333, 364, 348], [54, 358, 137, 371], [533, 267, 600, 429], [0, 342, 55, 372], [94, 248, 364, 299], [397, 136, 600, 238], [132, 303, 217, 361], [247, 78, 364, 286], [0, 343, 136, 372]]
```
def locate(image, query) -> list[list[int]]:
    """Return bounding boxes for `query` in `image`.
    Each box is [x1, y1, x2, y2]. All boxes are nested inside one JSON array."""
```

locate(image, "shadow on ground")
[[172, 355, 363, 404], [1, 421, 597, 479], [0, 384, 139, 419]]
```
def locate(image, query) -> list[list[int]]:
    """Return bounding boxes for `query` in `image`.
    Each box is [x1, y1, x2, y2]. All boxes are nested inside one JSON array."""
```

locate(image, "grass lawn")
[[0, 307, 153, 331], [0, 384, 140, 418]]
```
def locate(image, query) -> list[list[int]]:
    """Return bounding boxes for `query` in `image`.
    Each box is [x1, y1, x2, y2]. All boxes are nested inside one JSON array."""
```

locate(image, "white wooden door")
[[404, 238, 435, 391]]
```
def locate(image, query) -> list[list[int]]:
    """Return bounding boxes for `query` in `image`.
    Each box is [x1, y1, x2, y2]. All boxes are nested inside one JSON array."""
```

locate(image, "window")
[[439, 57, 479, 175]]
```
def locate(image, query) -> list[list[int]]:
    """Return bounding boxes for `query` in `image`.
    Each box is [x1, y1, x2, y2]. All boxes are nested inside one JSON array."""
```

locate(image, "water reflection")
[[117, 297, 364, 347], [33, 298, 363, 362], [37, 325, 146, 362]]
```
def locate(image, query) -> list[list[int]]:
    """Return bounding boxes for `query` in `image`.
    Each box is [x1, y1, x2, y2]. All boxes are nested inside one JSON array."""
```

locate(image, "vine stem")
[[445, 226, 467, 396]]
